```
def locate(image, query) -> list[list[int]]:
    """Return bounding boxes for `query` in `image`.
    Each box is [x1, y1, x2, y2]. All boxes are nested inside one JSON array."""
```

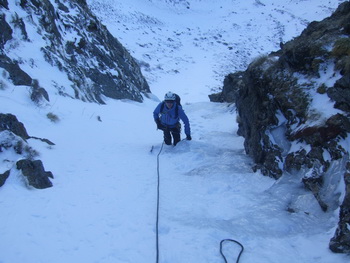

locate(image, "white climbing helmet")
[[164, 91, 176, 101]]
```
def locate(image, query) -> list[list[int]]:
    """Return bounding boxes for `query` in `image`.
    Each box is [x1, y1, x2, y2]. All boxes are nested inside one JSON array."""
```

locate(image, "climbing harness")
[[154, 141, 244, 263]]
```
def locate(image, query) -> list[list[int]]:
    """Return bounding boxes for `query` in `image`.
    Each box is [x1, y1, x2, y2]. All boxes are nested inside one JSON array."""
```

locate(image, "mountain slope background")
[[0, 0, 349, 262], [88, 0, 347, 101]]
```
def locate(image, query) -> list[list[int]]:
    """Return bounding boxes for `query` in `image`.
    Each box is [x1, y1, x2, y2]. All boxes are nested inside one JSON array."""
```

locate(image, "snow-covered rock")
[[0, 0, 150, 103], [211, 1, 350, 253]]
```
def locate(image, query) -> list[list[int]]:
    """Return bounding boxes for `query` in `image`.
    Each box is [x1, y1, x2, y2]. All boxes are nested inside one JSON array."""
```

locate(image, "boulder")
[[0, 170, 10, 187], [0, 113, 29, 140], [0, 55, 33, 86], [16, 159, 53, 189]]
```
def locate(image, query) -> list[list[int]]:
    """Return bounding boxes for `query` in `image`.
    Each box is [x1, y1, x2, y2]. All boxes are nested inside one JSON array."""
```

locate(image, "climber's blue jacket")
[[153, 102, 191, 136]]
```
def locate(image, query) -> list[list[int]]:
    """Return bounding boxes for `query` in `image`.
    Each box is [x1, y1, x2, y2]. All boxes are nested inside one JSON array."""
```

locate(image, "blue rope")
[[154, 141, 244, 263], [220, 239, 244, 263], [156, 142, 164, 263]]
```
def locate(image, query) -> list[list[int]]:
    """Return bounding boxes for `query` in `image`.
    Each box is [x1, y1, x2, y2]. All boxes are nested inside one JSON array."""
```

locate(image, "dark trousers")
[[163, 123, 181, 146]]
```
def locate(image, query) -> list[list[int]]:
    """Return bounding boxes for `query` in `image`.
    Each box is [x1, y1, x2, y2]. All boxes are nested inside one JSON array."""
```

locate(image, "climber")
[[153, 91, 191, 146]]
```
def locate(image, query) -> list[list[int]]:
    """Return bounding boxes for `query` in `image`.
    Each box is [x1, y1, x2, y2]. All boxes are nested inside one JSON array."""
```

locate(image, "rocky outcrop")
[[0, 0, 152, 190], [0, 54, 33, 86], [0, 12, 11, 47], [0, 0, 8, 10], [0, 113, 30, 140], [210, 2, 350, 253], [330, 162, 350, 253], [0, 113, 53, 189], [0, 0, 150, 103]]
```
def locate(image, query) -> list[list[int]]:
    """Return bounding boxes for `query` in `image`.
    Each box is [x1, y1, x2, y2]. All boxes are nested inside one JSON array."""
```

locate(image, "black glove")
[[186, 135, 192, 140], [155, 119, 164, 130]]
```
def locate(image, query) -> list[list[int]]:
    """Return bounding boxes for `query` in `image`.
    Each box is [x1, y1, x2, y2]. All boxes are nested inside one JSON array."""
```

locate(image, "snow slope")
[[88, 0, 347, 102], [1, 0, 349, 262]]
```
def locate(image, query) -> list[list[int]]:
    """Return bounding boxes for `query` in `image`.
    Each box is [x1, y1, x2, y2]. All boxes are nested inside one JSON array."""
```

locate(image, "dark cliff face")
[[0, 0, 150, 103], [210, 2, 350, 253], [0, 0, 151, 188]]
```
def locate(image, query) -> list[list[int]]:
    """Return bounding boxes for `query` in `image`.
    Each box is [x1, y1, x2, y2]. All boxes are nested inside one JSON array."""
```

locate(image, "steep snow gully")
[[1, 97, 348, 262], [1, 0, 350, 263]]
